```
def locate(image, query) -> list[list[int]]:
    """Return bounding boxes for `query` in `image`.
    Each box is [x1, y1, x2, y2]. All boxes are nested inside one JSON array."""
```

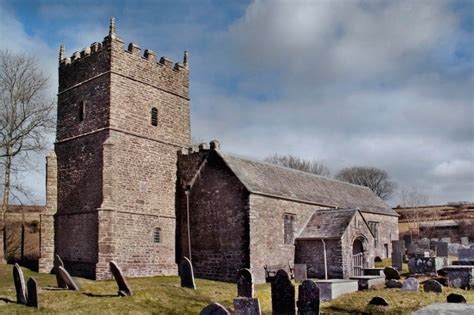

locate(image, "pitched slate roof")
[[217, 151, 398, 216], [297, 208, 359, 239]]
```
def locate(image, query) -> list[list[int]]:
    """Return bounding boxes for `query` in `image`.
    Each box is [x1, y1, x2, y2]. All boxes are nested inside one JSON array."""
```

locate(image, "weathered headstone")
[[26, 277, 39, 308], [237, 268, 253, 298], [180, 257, 196, 289], [271, 270, 295, 315], [13, 263, 27, 304], [296, 280, 319, 315], [368, 296, 388, 306], [233, 297, 261, 315], [408, 257, 436, 274], [383, 267, 400, 280], [385, 279, 403, 288], [109, 261, 133, 296], [401, 277, 419, 291], [57, 266, 80, 291], [294, 264, 307, 283], [457, 248, 474, 262], [200, 302, 230, 315], [447, 293, 466, 303], [423, 279, 443, 293], [436, 242, 448, 257], [460, 237, 469, 246], [54, 254, 67, 289]]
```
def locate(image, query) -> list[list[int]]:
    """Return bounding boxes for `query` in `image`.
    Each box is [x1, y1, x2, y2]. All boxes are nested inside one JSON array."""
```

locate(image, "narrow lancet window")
[[151, 107, 158, 126]]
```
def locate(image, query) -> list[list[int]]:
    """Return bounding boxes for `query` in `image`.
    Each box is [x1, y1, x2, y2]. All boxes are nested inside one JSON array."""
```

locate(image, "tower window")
[[283, 213, 296, 244], [153, 227, 161, 243], [151, 107, 158, 126], [79, 101, 85, 121]]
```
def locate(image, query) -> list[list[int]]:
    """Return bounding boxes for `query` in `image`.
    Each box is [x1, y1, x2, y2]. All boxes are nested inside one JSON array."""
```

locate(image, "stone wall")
[[360, 212, 399, 260], [295, 239, 342, 278], [249, 194, 325, 283], [177, 149, 249, 282]]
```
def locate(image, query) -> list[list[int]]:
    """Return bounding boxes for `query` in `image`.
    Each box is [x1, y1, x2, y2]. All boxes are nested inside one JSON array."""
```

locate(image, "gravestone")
[[436, 242, 448, 257], [385, 279, 402, 288], [296, 280, 319, 315], [403, 234, 412, 248], [441, 237, 451, 243], [54, 254, 67, 289], [271, 270, 295, 315], [13, 263, 27, 304], [460, 237, 469, 246], [200, 302, 230, 315], [233, 297, 261, 315], [57, 266, 80, 291], [383, 267, 400, 280], [237, 268, 253, 298], [26, 277, 39, 308], [447, 293, 466, 303], [368, 296, 388, 306], [109, 261, 133, 296], [423, 279, 443, 293], [457, 248, 474, 262], [294, 264, 307, 283], [180, 257, 196, 289], [408, 257, 436, 274], [401, 277, 419, 291]]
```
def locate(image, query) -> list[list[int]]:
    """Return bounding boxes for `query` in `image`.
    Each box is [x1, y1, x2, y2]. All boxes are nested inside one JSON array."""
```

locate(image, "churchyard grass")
[[1, 264, 473, 314]]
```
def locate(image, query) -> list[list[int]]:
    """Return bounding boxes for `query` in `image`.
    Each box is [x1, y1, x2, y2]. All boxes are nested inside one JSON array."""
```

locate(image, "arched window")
[[79, 101, 85, 121], [153, 227, 161, 243], [151, 107, 158, 126]]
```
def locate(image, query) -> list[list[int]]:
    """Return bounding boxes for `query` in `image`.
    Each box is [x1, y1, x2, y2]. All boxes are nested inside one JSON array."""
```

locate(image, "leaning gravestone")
[[200, 302, 231, 315], [237, 268, 253, 298], [109, 261, 133, 296], [447, 293, 466, 303], [233, 297, 261, 315], [383, 267, 400, 280], [180, 257, 196, 289], [271, 270, 295, 315], [13, 263, 27, 304], [26, 277, 39, 308], [57, 266, 80, 291], [423, 279, 443, 293], [401, 277, 419, 291], [296, 280, 319, 315], [294, 264, 307, 283], [54, 254, 67, 289]]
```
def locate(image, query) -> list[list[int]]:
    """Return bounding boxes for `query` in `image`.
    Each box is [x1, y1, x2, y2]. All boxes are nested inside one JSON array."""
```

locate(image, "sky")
[[0, 0, 473, 206]]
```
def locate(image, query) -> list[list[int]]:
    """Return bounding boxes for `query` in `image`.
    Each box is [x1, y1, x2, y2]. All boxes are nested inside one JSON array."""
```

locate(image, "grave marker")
[[237, 268, 253, 298], [200, 302, 230, 315], [296, 279, 320, 315], [271, 270, 295, 315], [401, 277, 419, 291], [109, 261, 133, 296], [26, 277, 39, 308], [180, 257, 196, 289], [423, 279, 443, 293], [54, 254, 67, 289], [293, 264, 307, 283], [57, 266, 80, 291], [233, 297, 261, 315], [13, 263, 27, 304]]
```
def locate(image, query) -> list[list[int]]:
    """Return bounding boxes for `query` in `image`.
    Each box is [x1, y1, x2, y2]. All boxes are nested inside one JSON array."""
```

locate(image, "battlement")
[[58, 18, 189, 98], [178, 140, 220, 156]]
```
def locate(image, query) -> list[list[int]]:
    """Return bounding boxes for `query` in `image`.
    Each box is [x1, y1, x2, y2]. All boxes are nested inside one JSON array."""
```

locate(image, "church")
[[37, 19, 398, 283]]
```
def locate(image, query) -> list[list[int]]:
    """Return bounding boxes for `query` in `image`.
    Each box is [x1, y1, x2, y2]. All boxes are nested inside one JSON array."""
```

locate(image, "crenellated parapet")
[[58, 17, 189, 98]]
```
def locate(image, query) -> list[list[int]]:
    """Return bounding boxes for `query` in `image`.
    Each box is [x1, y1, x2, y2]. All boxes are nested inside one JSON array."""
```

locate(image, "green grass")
[[0, 264, 472, 314]]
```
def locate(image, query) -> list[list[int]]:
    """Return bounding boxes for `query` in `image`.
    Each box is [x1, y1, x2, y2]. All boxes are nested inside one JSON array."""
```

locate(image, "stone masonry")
[[54, 19, 190, 279]]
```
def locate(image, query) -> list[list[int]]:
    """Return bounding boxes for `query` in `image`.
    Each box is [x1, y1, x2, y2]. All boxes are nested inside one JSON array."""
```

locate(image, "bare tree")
[[335, 166, 396, 200], [0, 50, 55, 260], [264, 153, 331, 177], [397, 186, 431, 207]]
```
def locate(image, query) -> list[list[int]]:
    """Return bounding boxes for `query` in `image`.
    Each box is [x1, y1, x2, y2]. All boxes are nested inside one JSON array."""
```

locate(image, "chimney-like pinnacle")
[[59, 44, 65, 63], [109, 17, 116, 37], [183, 50, 188, 68]]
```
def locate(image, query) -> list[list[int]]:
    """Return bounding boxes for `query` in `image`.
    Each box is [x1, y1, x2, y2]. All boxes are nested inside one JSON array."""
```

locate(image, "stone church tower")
[[54, 18, 190, 279]]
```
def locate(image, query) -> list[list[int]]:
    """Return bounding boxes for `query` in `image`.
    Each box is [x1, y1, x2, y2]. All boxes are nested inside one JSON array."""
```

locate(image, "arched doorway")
[[352, 237, 367, 276]]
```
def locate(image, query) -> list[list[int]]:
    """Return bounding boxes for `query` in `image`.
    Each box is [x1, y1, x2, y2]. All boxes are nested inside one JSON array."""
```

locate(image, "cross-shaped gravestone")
[[109, 261, 133, 296], [57, 266, 80, 291], [13, 263, 27, 304], [26, 277, 39, 308], [237, 268, 253, 298], [54, 254, 67, 289], [271, 270, 295, 315], [180, 257, 196, 289], [296, 279, 319, 315]]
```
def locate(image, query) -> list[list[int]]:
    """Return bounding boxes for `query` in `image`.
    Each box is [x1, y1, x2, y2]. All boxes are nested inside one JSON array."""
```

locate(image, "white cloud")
[[432, 159, 474, 178]]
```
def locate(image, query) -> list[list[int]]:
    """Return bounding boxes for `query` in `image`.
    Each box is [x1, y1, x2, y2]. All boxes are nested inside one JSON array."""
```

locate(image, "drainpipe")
[[322, 239, 328, 280], [185, 189, 192, 262]]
